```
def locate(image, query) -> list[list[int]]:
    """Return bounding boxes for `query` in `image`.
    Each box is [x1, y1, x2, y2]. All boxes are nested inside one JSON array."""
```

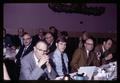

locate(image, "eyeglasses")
[[86, 42, 93, 45], [45, 36, 53, 39], [23, 38, 31, 40], [36, 47, 48, 53]]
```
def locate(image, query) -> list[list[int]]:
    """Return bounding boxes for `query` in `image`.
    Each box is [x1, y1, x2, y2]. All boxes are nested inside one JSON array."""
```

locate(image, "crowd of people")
[[3, 26, 116, 80]]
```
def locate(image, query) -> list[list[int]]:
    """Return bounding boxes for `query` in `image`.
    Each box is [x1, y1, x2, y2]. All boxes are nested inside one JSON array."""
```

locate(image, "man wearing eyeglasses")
[[70, 38, 100, 72], [15, 32, 34, 79], [19, 40, 57, 80]]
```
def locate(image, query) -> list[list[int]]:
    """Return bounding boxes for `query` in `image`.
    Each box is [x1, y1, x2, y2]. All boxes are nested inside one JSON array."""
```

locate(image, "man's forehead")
[[36, 42, 47, 47], [86, 39, 93, 43], [24, 34, 31, 37]]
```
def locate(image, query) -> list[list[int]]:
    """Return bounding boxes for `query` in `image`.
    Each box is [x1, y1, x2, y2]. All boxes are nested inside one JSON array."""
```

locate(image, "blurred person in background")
[[32, 28, 45, 46], [13, 27, 25, 48], [48, 26, 58, 41]]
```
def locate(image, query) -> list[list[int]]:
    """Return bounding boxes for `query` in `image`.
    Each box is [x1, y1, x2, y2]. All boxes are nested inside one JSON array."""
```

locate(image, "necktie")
[[38, 72, 49, 80], [21, 48, 27, 58], [61, 54, 67, 75]]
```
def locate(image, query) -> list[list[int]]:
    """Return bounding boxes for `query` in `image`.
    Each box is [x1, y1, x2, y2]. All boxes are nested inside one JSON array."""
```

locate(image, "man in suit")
[[94, 38, 114, 65], [19, 40, 57, 80], [70, 38, 100, 72], [49, 36, 69, 76], [15, 32, 34, 78], [13, 27, 25, 48]]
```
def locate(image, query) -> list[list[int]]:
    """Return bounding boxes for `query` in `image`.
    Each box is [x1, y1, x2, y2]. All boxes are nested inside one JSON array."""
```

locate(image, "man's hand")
[[46, 62, 52, 73], [38, 55, 49, 68], [105, 53, 113, 60]]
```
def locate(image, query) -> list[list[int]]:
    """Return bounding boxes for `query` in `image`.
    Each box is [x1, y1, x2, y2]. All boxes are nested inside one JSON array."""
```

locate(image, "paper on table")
[[78, 66, 97, 80]]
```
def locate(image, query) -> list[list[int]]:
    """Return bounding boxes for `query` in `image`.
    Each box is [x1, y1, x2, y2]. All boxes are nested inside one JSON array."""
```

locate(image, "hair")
[[45, 32, 54, 38], [49, 26, 55, 30], [56, 36, 67, 43], [103, 37, 113, 43], [84, 36, 94, 44], [60, 31, 68, 37], [23, 32, 32, 38], [18, 27, 24, 32], [49, 26, 58, 34]]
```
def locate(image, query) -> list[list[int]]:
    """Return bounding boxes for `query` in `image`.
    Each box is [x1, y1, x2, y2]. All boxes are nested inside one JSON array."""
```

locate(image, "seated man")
[[70, 38, 100, 72], [94, 38, 114, 65], [19, 40, 57, 80], [50, 36, 69, 76]]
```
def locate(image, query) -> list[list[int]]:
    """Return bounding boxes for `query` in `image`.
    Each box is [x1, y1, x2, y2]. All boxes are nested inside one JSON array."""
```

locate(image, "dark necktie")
[[61, 54, 67, 75], [38, 72, 49, 80]]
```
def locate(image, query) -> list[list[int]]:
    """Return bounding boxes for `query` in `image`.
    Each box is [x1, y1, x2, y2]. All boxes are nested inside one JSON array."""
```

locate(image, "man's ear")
[[56, 43, 58, 47], [103, 41, 106, 45], [34, 46, 36, 51], [84, 43, 86, 47]]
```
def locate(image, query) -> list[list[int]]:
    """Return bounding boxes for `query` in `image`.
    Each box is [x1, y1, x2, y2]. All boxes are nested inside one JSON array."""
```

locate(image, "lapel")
[[83, 48, 88, 60], [30, 52, 36, 70], [22, 44, 33, 57]]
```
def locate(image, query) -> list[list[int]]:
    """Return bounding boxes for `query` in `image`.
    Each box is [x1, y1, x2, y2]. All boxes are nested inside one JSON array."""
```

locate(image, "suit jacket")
[[16, 43, 34, 66], [48, 41, 56, 54], [70, 48, 100, 72], [19, 51, 57, 80], [13, 35, 23, 48]]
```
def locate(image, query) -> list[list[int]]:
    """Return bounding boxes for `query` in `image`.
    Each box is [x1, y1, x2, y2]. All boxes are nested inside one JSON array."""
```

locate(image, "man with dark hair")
[[13, 28, 25, 48], [15, 32, 34, 78], [94, 38, 114, 65]]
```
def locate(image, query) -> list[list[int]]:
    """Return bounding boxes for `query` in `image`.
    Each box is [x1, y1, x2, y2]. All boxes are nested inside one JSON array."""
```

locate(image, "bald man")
[[19, 40, 57, 80], [70, 38, 100, 72]]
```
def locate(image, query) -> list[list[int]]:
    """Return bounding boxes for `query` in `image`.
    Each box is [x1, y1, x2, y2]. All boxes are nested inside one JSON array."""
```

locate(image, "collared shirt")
[[19, 36, 23, 45], [86, 50, 90, 57], [52, 49, 69, 76], [102, 45, 105, 53], [33, 53, 39, 66]]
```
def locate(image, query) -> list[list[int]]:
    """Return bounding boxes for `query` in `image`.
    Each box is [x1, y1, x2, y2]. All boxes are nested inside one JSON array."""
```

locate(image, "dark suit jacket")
[[13, 35, 23, 48], [16, 43, 34, 66], [48, 41, 56, 54], [19, 51, 57, 80], [70, 48, 100, 72]]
